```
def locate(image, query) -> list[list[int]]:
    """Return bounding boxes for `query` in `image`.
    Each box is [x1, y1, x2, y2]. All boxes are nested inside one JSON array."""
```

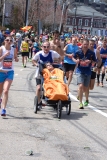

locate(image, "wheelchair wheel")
[[34, 96, 38, 114], [57, 100, 62, 119], [66, 103, 71, 115]]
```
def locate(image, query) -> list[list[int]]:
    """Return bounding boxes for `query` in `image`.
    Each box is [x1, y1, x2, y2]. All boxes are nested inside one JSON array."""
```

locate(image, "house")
[[75, 0, 107, 16], [66, 5, 107, 35]]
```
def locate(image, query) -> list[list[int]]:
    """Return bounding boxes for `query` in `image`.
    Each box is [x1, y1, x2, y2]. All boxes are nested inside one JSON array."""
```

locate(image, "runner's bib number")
[[3, 58, 12, 69], [80, 60, 89, 67], [23, 47, 28, 52]]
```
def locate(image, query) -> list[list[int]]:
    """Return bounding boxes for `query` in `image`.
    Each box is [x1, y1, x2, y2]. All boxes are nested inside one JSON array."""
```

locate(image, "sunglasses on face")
[[43, 46, 50, 48], [5, 39, 12, 42]]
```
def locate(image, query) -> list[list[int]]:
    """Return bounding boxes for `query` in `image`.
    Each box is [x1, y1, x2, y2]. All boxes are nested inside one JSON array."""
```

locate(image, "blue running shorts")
[[0, 71, 14, 83]]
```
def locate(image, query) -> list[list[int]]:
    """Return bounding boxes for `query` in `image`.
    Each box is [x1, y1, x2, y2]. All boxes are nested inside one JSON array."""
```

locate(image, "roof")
[[68, 5, 106, 18]]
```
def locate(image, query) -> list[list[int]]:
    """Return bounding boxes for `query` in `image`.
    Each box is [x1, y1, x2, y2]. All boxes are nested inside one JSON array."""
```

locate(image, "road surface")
[[0, 57, 107, 160]]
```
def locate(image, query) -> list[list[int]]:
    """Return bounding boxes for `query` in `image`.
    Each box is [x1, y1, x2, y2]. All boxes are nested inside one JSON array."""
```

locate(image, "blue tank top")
[[39, 52, 53, 64], [100, 47, 107, 63], [64, 44, 78, 64], [33, 42, 40, 52]]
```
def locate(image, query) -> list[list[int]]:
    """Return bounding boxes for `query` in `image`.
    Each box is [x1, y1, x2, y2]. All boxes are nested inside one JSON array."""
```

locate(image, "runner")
[[63, 37, 79, 86], [16, 30, 22, 53], [84, 39, 102, 106], [96, 38, 107, 87], [20, 37, 29, 68], [77, 37, 83, 48], [0, 36, 19, 116], [32, 37, 40, 57], [72, 39, 96, 109], [50, 30, 64, 58], [32, 41, 61, 109]]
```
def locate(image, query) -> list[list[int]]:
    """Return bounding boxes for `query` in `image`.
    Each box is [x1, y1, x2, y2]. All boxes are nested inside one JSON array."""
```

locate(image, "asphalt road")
[[0, 56, 107, 160]]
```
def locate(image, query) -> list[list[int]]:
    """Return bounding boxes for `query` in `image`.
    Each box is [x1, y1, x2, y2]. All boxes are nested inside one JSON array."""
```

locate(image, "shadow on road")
[[60, 111, 88, 120], [6, 114, 52, 120]]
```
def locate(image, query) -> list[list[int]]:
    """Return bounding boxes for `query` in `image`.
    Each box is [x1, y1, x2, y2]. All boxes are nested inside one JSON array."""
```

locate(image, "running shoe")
[[77, 95, 79, 100], [84, 100, 89, 106], [79, 103, 84, 109], [100, 82, 103, 87], [28, 58, 32, 62], [37, 101, 42, 110], [0, 99, 2, 108], [1, 109, 6, 116], [24, 65, 26, 68]]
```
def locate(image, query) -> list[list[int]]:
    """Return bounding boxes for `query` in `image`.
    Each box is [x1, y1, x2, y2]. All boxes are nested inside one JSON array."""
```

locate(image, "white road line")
[[69, 92, 107, 118], [15, 74, 18, 76], [69, 92, 78, 102], [20, 69, 23, 71]]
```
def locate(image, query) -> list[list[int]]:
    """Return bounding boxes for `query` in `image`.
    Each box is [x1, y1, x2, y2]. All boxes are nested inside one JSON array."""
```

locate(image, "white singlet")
[[0, 46, 14, 71]]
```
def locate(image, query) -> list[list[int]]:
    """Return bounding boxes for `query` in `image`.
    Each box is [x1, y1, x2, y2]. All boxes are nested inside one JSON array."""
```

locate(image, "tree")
[[8, 0, 62, 31]]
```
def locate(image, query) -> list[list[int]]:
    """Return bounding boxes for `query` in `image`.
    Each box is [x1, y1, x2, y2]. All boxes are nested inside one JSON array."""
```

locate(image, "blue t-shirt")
[[64, 44, 79, 64], [100, 47, 107, 64], [74, 49, 96, 75]]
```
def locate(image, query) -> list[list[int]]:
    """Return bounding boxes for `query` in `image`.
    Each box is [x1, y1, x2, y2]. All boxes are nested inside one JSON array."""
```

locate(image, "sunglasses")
[[5, 39, 12, 42], [43, 46, 50, 48]]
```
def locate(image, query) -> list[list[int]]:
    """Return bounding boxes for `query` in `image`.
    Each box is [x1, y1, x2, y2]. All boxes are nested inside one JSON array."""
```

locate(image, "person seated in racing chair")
[[42, 62, 69, 101]]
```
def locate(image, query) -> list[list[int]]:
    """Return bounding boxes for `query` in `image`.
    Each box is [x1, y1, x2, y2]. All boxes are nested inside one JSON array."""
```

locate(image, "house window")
[[96, 20, 99, 27], [67, 18, 71, 25], [72, 18, 76, 25], [85, 19, 89, 26], [102, 21, 104, 27], [78, 19, 82, 26], [93, 20, 96, 27], [99, 20, 102, 27], [98, 20, 100, 27]]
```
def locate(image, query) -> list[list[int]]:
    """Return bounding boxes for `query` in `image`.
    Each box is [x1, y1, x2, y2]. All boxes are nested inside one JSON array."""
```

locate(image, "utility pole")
[[25, 0, 29, 26], [73, 7, 76, 34], [53, 0, 57, 30], [37, 0, 40, 36], [91, 12, 94, 35], [2, 0, 5, 27]]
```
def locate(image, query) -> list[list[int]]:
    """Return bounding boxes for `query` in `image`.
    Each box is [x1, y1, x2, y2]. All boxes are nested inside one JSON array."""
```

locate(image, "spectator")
[[0, 30, 5, 46]]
